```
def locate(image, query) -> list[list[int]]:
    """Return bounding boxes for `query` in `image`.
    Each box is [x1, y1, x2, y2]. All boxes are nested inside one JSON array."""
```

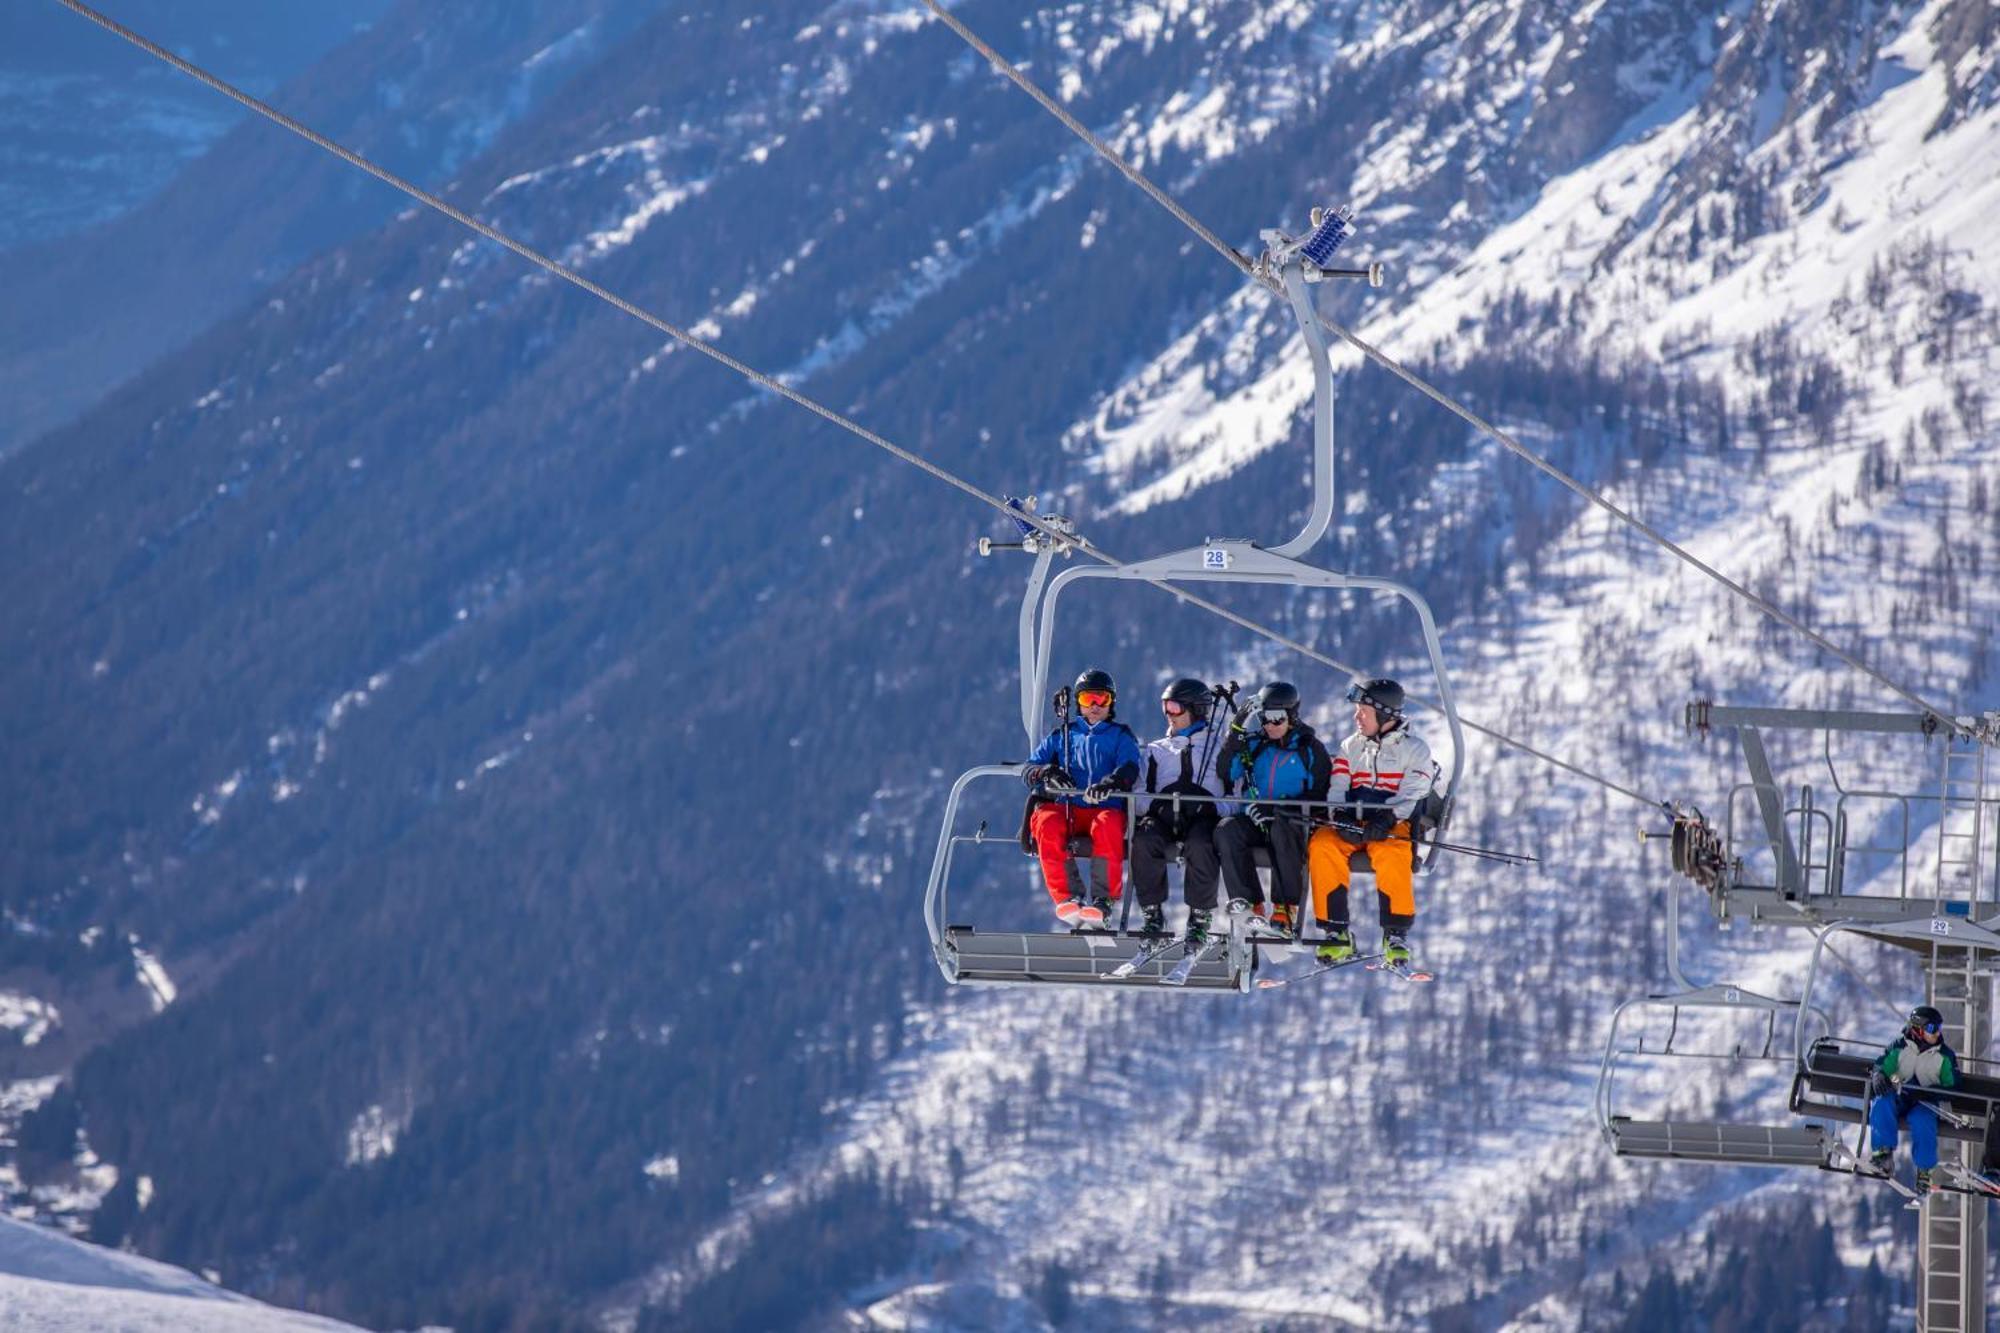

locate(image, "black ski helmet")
[[1256, 680, 1301, 719], [1346, 677, 1406, 719], [1160, 677, 1212, 721], [1074, 668, 1116, 697], [1910, 1005, 1945, 1034]]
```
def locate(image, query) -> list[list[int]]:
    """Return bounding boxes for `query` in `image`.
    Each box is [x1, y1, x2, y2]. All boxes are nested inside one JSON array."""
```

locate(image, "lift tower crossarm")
[[1687, 701, 1980, 739]]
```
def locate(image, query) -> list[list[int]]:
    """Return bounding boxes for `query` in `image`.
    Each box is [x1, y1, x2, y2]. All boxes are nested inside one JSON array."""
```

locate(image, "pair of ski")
[[1119, 905, 1300, 986], [1107, 930, 1219, 986], [1259, 954, 1435, 989], [1853, 1161, 1929, 1209]]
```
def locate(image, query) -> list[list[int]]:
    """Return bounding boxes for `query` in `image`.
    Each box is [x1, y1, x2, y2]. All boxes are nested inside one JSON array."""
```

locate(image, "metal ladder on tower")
[[1937, 739, 1988, 905], [1920, 943, 1992, 1332]]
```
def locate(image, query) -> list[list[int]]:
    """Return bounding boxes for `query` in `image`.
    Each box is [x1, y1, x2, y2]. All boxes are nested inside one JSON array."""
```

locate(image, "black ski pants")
[[1216, 812, 1309, 912], [1131, 815, 1220, 910]]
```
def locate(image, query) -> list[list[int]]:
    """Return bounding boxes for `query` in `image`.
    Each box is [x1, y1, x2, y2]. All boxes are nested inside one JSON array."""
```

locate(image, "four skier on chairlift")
[[1024, 669, 1436, 968]]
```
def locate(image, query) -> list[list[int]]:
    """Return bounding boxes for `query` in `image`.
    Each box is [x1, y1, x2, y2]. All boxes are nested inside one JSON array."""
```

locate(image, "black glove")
[[1022, 764, 1046, 789], [1083, 780, 1120, 803], [1868, 1069, 1892, 1099], [1361, 807, 1396, 842], [1042, 769, 1079, 794], [1230, 704, 1255, 735]]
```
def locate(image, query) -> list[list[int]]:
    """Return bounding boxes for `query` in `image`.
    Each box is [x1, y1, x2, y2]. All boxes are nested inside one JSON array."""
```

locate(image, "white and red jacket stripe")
[[1332, 725, 1436, 823]]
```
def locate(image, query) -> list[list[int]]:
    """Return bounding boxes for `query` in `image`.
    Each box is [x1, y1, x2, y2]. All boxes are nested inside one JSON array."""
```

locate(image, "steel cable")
[[53, 0, 1665, 811]]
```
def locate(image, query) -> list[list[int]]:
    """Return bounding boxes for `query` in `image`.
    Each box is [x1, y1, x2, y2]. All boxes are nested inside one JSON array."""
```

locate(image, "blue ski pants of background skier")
[[1869, 1091, 1939, 1169]]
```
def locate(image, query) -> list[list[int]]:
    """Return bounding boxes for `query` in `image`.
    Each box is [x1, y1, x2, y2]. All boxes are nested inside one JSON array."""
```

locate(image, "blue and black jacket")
[[1221, 722, 1332, 818], [1027, 718, 1141, 809]]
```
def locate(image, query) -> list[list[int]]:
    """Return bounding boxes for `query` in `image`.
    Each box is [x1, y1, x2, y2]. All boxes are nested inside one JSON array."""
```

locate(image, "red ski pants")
[[1029, 803, 1126, 902]]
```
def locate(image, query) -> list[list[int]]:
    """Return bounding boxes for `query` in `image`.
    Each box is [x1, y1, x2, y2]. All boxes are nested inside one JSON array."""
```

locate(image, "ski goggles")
[[1915, 1017, 1943, 1035], [1076, 690, 1114, 708], [1260, 709, 1291, 725], [1161, 699, 1186, 714]]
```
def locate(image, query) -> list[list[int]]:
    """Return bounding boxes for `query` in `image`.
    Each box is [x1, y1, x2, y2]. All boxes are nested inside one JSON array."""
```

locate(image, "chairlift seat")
[[1791, 1040, 2000, 1166], [1606, 1116, 1833, 1167], [939, 925, 1248, 990]]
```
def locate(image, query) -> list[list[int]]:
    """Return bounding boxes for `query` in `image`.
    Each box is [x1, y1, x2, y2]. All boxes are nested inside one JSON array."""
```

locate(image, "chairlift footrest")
[[941, 926, 1246, 991]]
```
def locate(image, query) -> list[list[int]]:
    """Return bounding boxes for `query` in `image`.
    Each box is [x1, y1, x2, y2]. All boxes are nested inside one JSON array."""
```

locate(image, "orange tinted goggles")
[[1076, 690, 1114, 708]]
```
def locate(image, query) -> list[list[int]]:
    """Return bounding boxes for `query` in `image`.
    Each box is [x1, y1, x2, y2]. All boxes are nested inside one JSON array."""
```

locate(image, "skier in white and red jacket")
[[1307, 678, 1435, 967]]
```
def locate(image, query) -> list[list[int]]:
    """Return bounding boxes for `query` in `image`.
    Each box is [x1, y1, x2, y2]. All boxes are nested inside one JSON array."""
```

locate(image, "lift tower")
[[1602, 702, 2000, 1333]]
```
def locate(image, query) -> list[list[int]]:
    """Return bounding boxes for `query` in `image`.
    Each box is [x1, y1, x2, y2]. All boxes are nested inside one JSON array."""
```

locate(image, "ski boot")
[[1140, 905, 1168, 937], [1915, 1168, 1934, 1195], [1383, 931, 1413, 967], [1228, 898, 1285, 940], [1078, 895, 1112, 926], [1268, 902, 1296, 938], [1315, 925, 1356, 964], [1054, 897, 1086, 926], [1183, 908, 1212, 952], [1866, 1148, 1893, 1176]]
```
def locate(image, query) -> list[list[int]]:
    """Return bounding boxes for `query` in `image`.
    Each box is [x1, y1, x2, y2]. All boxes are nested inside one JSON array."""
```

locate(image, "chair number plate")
[[1203, 547, 1232, 570], [1931, 918, 1954, 936]]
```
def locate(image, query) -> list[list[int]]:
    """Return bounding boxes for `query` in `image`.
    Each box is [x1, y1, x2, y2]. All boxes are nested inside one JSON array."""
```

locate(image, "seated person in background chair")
[[1021, 668, 1141, 927], [1216, 681, 1330, 938], [1131, 678, 1227, 948], [1308, 678, 1435, 968], [1868, 1004, 1959, 1194]]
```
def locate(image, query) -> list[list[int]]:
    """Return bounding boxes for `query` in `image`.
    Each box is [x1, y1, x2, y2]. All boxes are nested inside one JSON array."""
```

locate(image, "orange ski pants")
[[1308, 821, 1415, 921]]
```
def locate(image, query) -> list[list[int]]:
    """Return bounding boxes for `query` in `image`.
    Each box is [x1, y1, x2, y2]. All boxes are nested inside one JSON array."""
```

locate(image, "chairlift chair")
[[1596, 873, 1834, 1167], [1784, 917, 2000, 1196], [923, 208, 1468, 992]]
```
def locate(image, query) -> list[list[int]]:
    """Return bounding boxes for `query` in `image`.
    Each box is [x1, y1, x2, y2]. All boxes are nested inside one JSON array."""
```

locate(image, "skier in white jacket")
[[1129, 678, 1228, 945], [1307, 678, 1435, 967]]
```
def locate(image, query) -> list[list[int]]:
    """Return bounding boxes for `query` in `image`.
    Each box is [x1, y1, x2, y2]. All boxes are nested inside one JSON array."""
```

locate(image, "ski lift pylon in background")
[[922, 207, 1466, 992], [1604, 700, 2000, 1207]]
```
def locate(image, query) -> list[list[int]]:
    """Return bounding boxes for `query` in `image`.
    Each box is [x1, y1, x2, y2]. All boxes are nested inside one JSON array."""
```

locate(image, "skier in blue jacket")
[[1021, 669, 1142, 926], [1215, 681, 1331, 938]]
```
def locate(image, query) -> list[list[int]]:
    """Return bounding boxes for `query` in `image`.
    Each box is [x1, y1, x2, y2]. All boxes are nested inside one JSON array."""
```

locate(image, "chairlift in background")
[[1595, 869, 1834, 1167], [922, 207, 1466, 992]]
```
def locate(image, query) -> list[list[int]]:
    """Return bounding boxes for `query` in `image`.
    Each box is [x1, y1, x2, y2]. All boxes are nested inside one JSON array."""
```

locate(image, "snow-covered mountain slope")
[[3, 0, 1995, 1327], [0, 1215, 360, 1331], [619, 1, 1999, 1327]]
